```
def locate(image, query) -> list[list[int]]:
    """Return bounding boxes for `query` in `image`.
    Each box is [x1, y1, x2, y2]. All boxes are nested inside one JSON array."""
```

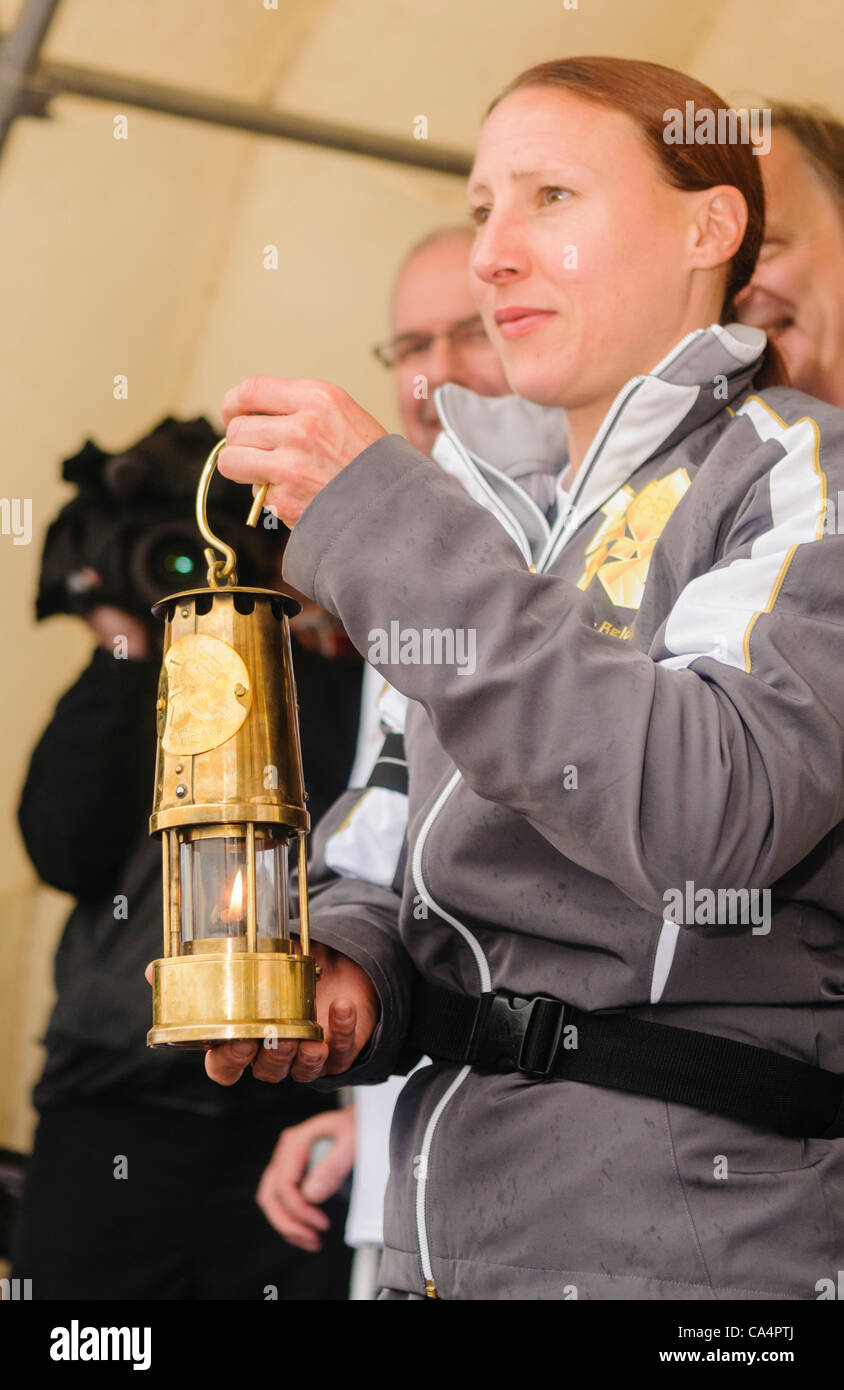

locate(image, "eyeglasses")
[[372, 315, 491, 367]]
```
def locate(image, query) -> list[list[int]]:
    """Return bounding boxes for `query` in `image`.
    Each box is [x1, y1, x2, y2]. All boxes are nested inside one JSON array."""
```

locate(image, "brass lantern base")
[[148, 948, 322, 1049]]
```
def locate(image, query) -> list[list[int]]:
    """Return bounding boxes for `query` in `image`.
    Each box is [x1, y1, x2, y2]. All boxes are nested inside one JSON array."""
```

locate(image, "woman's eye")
[[542, 187, 571, 205], [469, 206, 490, 226]]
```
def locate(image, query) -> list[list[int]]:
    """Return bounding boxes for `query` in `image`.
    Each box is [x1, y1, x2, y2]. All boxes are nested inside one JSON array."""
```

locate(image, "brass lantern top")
[[149, 439, 310, 835]]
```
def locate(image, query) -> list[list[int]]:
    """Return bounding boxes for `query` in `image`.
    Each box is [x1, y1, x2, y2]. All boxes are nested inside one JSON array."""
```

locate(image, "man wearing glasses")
[[374, 225, 510, 455]]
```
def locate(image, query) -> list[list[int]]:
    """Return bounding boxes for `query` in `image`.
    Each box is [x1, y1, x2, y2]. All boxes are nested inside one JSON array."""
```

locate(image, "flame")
[[228, 869, 244, 917]]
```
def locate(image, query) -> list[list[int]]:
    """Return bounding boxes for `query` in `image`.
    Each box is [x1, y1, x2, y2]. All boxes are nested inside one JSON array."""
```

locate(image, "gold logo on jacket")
[[577, 468, 691, 609]]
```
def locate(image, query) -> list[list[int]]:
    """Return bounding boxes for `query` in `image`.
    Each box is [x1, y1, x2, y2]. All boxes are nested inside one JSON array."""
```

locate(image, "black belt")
[[409, 980, 844, 1139]]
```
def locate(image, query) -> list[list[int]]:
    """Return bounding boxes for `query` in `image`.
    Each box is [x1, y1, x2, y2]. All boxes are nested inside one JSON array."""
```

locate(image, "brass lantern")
[[147, 441, 322, 1049]]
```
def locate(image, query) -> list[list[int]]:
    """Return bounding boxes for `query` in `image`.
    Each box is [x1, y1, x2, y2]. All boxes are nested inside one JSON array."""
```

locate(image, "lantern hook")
[[196, 439, 270, 588]]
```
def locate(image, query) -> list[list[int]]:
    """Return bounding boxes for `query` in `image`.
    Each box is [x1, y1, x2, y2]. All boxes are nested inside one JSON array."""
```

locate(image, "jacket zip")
[[414, 1066, 473, 1297], [539, 376, 645, 570], [411, 770, 491, 1296]]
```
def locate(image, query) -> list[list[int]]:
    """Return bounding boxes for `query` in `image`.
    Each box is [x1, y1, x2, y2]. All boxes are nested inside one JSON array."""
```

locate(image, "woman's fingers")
[[287, 1040, 330, 1083], [147, 954, 365, 1085], [203, 1034, 337, 1086], [322, 998, 362, 1075], [204, 1040, 259, 1085], [260, 998, 363, 1082], [250, 1038, 301, 1082], [196, 948, 376, 1087], [248, 999, 361, 1083]]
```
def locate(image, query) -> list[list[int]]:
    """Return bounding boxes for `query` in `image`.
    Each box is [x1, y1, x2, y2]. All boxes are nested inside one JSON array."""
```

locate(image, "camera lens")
[[153, 543, 198, 581], [130, 525, 207, 605]]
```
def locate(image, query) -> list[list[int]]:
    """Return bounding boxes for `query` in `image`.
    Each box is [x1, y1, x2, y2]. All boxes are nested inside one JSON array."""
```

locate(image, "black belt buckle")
[[472, 992, 566, 1077]]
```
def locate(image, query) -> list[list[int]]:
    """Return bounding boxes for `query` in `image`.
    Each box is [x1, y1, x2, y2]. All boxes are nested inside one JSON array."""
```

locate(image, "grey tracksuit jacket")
[[283, 323, 844, 1300]]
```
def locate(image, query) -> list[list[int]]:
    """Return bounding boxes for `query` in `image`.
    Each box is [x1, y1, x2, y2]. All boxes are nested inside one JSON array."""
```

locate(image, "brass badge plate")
[[160, 633, 251, 755]]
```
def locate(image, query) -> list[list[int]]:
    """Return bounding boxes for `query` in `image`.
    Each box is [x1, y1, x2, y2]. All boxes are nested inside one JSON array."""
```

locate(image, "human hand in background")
[[79, 569, 151, 658], [256, 1104, 356, 1252], [86, 604, 151, 659]]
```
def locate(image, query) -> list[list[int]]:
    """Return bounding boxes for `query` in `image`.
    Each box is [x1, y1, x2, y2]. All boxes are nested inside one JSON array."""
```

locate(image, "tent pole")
[[1, 18, 472, 177]]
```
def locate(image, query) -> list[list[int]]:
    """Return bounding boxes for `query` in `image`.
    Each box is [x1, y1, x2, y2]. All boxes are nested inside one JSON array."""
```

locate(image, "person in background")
[[256, 227, 509, 1294], [735, 103, 844, 405], [12, 433, 359, 1300]]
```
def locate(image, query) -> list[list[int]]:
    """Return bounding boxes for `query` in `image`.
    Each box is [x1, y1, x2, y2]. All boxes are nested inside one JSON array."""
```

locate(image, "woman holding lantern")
[[208, 57, 844, 1300]]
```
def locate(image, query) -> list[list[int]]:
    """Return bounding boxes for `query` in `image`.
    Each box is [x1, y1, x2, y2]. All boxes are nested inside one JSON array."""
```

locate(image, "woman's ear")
[[689, 185, 748, 271]]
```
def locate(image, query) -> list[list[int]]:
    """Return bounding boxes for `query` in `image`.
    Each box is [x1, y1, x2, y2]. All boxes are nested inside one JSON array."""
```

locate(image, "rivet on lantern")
[[146, 438, 320, 1050]]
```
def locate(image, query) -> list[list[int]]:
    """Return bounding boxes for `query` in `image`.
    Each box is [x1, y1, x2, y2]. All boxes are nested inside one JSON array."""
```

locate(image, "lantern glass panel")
[[179, 831, 289, 943], [256, 834, 289, 938]]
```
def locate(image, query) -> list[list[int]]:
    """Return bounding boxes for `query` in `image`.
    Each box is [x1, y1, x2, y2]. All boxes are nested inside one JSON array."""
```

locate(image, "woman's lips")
[[495, 308, 556, 339]]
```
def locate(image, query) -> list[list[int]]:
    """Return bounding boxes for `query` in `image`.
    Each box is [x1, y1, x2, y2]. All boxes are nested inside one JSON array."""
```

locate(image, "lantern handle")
[[196, 439, 270, 588]]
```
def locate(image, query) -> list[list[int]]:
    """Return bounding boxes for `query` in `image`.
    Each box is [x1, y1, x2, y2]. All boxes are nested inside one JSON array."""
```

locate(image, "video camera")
[[35, 416, 284, 628]]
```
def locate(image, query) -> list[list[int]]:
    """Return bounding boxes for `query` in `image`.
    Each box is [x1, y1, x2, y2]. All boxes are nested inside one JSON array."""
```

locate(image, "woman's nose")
[[471, 216, 529, 284]]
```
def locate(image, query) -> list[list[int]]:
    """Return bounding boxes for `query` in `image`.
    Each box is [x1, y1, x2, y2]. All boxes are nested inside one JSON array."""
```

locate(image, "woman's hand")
[[218, 376, 388, 527], [256, 1105, 356, 1252], [203, 942, 379, 1086]]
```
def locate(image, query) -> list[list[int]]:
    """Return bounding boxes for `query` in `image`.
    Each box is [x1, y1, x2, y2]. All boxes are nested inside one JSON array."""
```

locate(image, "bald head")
[[392, 226, 475, 308]]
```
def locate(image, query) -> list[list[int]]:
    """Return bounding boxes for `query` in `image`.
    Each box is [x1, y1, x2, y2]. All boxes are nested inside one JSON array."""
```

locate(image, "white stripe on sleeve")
[[662, 396, 826, 675]]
